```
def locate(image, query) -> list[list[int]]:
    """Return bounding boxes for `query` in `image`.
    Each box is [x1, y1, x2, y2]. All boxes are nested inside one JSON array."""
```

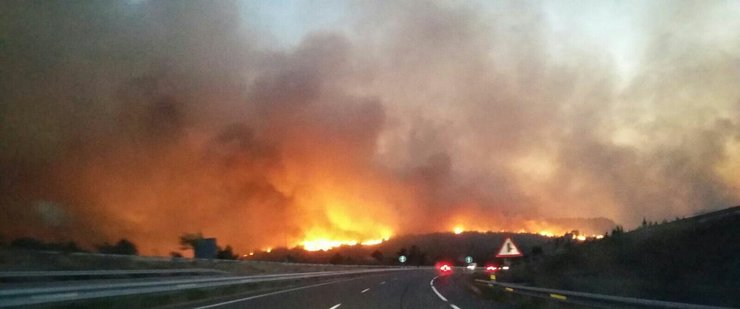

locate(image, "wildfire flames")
[[301, 238, 388, 251], [297, 226, 604, 252], [296, 222, 607, 252]]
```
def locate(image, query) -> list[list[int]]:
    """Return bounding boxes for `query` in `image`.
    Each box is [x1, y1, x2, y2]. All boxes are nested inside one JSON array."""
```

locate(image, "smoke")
[[1, 0, 738, 254]]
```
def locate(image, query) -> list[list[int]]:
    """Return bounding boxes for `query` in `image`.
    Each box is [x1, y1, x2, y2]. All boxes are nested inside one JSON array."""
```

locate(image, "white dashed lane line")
[[450, 304, 461, 309], [380, 281, 386, 285], [329, 304, 341, 309], [361, 288, 370, 293]]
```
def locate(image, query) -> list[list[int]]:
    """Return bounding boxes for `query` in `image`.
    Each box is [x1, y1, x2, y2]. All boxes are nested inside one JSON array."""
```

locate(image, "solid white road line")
[[329, 304, 341, 309], [361, 288, 370, 293], [450, 304, 461, 309], [430, 276, 448, 302], [194, 278, 358, 309]]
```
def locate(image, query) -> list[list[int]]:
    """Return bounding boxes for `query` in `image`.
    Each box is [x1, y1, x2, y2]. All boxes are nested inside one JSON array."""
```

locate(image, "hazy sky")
[[1, 0, 738, 254]]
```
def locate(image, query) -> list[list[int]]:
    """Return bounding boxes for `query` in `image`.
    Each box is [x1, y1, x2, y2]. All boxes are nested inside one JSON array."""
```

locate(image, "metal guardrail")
[[0, 268, 227, 279], [475, 279, 735, 309], [0, 267, 413, 307], [35, 250, 401, 267]]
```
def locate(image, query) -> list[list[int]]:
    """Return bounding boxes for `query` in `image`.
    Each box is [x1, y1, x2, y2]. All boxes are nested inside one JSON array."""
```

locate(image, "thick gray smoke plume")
[[1, 0, 738, 254]]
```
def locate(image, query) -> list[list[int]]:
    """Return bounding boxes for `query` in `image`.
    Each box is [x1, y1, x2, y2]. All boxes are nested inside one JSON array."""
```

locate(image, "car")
[[484, 263, 499, 273], [435, 261, 454, 275]]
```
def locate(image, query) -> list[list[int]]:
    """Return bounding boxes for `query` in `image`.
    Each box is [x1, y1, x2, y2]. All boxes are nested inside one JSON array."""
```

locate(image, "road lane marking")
[[329, 304, 341, 309], [380, 281, 386, 285], [30, 292, 78, 300], [430, 276, 448, 302], [194, 278, 360, 308], [177, 284, 197, 288], [450, 304, 461, 309], [361, 288, 370, 293], [505, 287, 514, 292], [550, 293, 567, 300]]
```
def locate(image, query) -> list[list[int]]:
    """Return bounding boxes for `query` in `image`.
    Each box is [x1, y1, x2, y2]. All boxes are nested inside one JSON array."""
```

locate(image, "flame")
[[301, 237, 387, 251], [303, 239, 355, 251], [361, 239, 384, 246], [539, 230, 556, 237], [453, 225, 464, 234], [299, 226, 393, 251]]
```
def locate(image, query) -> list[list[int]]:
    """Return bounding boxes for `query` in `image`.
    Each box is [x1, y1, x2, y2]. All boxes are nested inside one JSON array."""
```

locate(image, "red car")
[[484, 263, 499, 273], [435, 261, 454, 275]]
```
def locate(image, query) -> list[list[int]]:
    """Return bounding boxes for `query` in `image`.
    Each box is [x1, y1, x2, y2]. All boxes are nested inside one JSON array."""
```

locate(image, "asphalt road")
[[191, 269, 512, 309]]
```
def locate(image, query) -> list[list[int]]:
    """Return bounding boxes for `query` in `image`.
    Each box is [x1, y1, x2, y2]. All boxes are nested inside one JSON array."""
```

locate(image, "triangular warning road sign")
[[496, 237, 523, 258]]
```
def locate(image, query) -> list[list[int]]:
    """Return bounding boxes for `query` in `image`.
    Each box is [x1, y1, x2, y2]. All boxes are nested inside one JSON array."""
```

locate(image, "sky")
[[1, 0, 739, 254]]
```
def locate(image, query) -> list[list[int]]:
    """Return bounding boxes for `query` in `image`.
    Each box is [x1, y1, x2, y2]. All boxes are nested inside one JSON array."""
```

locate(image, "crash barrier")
[[475, 279, 734, 309]]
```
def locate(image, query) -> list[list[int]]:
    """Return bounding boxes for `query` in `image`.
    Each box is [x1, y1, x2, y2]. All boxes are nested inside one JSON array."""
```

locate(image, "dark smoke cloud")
[[1, 0, 738, 254]]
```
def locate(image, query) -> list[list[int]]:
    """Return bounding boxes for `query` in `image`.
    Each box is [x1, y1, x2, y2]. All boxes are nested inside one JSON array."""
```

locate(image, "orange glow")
[[453, 226, 464, 234], [299, 226, 393, 251], [274, 171, 398, 252], [538, 231, 556, 237], [303, 239, 355, 251], [361, 239, 384, 246], [301, 237, 388, 251]]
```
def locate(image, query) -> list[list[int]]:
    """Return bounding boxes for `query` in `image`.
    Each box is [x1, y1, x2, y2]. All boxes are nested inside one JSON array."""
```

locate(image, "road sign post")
[[495, 237, 523, 259]]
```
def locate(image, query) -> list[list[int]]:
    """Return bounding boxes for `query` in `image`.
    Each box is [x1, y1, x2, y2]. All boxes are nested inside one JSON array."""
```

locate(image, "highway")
[[4, 267, 731, 308], [187, 269, 511, 309]]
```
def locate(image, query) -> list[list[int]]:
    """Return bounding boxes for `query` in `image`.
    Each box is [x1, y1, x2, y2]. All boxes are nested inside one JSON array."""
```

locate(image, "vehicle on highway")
[[435, 261, 454, 275], [484, 263, 499, 273]]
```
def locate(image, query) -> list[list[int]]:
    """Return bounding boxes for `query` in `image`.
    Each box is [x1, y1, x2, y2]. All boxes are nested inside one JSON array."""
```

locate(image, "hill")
[[499, 205, 740, 307]]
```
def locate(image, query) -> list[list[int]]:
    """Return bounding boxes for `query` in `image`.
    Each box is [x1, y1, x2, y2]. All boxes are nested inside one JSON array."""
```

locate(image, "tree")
[[409, 245, 422, 265], [330, 253, 344, 264], [11, 237, 44, 250], [397, 247, 407, 258], [179, 232, 204, 251], [97, 239, 138, 255], [217, 245, 238, 260], [531, 246, 543, 256], [610, 225, 624, 239], [371, 250, 384, 263], [11, 237, 85, 253]]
